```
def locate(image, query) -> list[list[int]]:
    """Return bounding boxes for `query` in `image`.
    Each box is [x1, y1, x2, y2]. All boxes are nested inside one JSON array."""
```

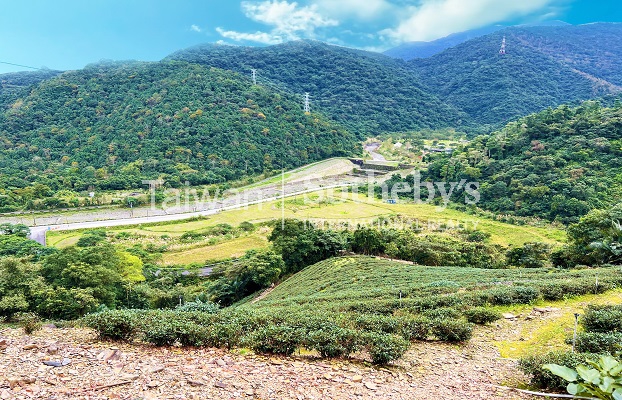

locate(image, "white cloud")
[[217, 0, 338, 44], [313, 0, 392, 21], [216, 27, 283, 44], [190, 24, 202, 33], [384, 0, 558, 42]]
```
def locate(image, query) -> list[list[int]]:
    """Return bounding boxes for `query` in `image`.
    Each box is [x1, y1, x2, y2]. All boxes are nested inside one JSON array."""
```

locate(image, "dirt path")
[[0, 326, 534, 399]]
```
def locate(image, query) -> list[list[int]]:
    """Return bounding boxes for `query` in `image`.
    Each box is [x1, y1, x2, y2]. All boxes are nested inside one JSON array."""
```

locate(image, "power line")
[[0, 61, 43, 70]]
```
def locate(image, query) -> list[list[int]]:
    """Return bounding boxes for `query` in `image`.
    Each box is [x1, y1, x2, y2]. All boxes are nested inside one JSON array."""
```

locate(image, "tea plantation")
[[83, 256, 622, 365]]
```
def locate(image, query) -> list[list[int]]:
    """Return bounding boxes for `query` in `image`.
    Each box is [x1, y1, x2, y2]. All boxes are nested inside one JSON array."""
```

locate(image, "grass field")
[[46, 190, 566, 268], [161, 234, 269, 265]]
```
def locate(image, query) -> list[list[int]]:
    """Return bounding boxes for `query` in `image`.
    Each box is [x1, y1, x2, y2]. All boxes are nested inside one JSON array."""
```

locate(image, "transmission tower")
[[304, 93, 310, 113], [499, 36, 507, 55], [251, 69, 257, 85]]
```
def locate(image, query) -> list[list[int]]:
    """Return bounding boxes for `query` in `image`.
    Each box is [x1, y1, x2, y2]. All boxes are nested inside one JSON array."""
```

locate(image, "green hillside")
[[249, 256, 621, 313], [0, 69, 62, 97], [409, 24, 622, 128], [166, 40, 470, 135], [419, 101, 622, 223], [0, 61, 359, 210]]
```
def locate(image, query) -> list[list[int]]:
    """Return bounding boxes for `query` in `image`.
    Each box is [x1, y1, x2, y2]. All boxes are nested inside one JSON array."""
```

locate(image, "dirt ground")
[[0, 323, 536, 400]]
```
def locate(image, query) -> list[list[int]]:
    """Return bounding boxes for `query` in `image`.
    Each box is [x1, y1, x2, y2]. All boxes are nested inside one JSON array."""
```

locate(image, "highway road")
[[27, 181, 365, 245]]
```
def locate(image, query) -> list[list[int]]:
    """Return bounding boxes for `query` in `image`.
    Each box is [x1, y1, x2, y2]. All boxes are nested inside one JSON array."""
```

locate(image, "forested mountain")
[[384, 21, 570, 61], [384, 25, 506, 60], [0, 69, 63, 96], [408, 23, 622, 128], [418, 101, 622, 223], [166, 40, 469, 135], [0, 61, 359, 210]]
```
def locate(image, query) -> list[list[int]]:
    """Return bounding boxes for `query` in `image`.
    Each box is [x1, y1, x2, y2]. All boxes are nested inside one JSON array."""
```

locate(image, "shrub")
[[177, 322, 210, 347], [519, 351, 593, 390], [307, 327, 363, 358], [396, 315, 431, 341], [572, 332, 622, 354], [365, 333, 410, 365], [464, 307, 502, 325], [176, 299, 219, 314], [245, 325, 304, 356], [485, 286, 540, 305], [430, 319, 473, 342], [82, 310, 140, 341], [581, 305, 622, 333], [143, 319, 179, 346], [354, 314, 399, 334], [15, 312, 42, 334], [422, 307, 461, 320], [239, 222, 256, 232]]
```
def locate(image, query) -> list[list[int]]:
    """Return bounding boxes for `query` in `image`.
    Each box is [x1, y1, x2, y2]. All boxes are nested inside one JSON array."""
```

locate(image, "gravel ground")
[[0, 326, 535, 400]]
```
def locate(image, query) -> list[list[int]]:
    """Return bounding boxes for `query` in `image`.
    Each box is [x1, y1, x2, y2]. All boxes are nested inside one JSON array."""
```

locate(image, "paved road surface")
[[27, 181, 365, 245]]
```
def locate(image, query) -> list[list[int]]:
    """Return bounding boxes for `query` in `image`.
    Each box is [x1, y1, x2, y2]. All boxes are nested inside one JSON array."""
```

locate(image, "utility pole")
[[499, 36, 507, 55], [304, 93, 310, 113], [251, 69, 257, 85]]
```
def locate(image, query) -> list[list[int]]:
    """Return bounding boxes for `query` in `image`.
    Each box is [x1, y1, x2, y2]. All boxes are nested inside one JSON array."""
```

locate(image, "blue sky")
[[0, 0, 620, 74]]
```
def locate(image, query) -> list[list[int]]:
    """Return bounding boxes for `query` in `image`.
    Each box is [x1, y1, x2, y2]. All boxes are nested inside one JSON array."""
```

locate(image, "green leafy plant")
[[544, 355, 622, 400]]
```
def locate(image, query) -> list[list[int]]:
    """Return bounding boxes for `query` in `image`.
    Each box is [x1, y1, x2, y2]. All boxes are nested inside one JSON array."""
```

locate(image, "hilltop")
[[0, 61, 359, 203], [408, 23, 622, 127], [420, 101, 622, 223], [166, 40, 470, 135]]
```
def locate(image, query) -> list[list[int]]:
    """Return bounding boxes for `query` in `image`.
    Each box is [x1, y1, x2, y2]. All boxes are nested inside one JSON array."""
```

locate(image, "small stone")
[[98, 349, 120, 362], [149, 365, 165, 374], [47, 346, 58, 355], [270, 359, 283, 365], [364, 382, 377, 390], [323, 373, 332, 380], [147, 381, 160, 388], [43, 360, 63, 367], [245, 389, 254, 396], [188, 380, 205, 386], [61, 358, 71, 366], [216, 359, 227, 367], [352, 375, 363, 383], [214, 381, 227, 389], [23, 344, 38, 350], [502, 313, 517, 319]]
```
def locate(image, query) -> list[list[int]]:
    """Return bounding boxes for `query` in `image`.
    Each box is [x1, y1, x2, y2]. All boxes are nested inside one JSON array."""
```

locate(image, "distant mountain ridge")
[[383, 20, 571, 60], [165, 40, 470, 135], [0, 69, 63, 96], [407, 23, 622, 127]]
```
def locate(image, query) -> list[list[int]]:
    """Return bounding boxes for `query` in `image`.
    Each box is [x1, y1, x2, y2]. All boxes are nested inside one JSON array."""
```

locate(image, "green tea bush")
[[176, 299, 219, 314], [244, 325, 304, 356], [143, 319, 179, 346], [572, 332, 622, 354], [484, 286, 540, 305], [365, 333, 410, 365], [581, 305, 622, 333], [519, 351, 593, 390], [354, 314, 399, 334], [396, 315, 431, 341], [422, 307, 461, 320], [177, 322, 210, 347], [430, 319, 473, 342], [307, 326, 363, 358], [82, 310, 141, 341], [464, 307, 502, 325]]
